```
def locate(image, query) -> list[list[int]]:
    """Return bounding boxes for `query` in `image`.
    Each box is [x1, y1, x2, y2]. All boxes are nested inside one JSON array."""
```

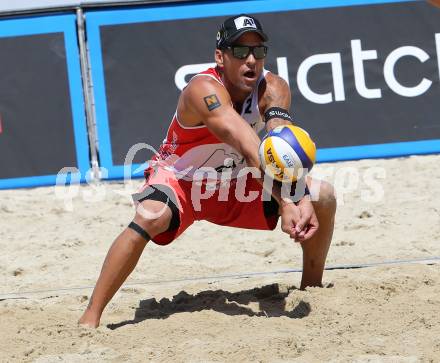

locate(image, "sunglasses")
[[227, 45, 268, 60]]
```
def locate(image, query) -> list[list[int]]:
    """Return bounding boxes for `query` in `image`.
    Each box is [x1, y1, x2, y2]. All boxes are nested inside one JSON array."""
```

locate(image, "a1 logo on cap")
[[234, 16, 257, 30]]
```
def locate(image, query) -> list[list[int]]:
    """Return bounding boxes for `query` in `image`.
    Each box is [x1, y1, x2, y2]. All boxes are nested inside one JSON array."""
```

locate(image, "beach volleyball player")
[[79, 14, 336, 328]]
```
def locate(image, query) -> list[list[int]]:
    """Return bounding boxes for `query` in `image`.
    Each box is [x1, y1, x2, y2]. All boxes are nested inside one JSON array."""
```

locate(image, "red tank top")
[[151, 67, 266, 181]]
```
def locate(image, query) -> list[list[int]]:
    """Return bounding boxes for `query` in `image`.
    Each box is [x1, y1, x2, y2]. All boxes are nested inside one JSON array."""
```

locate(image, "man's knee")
[[311, 180, 337, 214], [133, 200, 172, 238]]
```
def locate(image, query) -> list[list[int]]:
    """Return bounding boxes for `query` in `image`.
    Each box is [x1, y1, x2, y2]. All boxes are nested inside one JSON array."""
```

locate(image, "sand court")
[[1, 155, 440, 362]]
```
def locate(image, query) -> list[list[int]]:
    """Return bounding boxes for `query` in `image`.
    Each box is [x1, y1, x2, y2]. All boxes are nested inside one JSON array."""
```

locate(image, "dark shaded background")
[[0, 32, 77, 178], [100, 1, 440, 164]]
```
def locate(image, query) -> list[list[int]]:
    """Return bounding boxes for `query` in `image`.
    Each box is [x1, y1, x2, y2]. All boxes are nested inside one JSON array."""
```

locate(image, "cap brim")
[[227, 28, 268, 45]]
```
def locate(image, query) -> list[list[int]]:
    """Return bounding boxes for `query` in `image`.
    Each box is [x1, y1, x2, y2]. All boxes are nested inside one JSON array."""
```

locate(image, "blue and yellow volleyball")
[[258, 125, 316, 182]]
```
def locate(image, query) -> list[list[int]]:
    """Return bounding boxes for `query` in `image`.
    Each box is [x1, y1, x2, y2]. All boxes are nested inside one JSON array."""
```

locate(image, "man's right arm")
[[178, 77, 317, 241], [179, 77, 261, 170]]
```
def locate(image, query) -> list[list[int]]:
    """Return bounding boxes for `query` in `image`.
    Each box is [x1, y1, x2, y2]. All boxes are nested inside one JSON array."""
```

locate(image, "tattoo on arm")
[[261, 76, 293, 131], [261, 75, 291, 113], [204, 94, 221, 111]]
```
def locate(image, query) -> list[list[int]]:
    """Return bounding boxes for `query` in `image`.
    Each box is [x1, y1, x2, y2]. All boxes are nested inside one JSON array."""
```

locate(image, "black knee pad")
[[132, 185, 180, 232], [128, 221, 151, 241]]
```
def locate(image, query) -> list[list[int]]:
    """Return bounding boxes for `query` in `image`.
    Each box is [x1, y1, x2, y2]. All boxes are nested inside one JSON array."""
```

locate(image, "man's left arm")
[[259, 73, 293, 132], [260, 73, 318, 242]]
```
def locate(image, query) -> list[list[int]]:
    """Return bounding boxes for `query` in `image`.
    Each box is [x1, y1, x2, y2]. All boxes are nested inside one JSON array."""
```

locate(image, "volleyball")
[[259, 125, 316, 182]]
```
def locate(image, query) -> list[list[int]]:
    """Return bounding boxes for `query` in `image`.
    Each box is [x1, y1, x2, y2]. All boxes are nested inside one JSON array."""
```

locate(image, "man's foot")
[[78, 310, 100, 328]]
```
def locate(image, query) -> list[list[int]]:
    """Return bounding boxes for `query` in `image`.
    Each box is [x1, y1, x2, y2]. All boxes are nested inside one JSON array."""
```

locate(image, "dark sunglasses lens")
[[232, 46, 250, 59], [253, 46, 267, 59]]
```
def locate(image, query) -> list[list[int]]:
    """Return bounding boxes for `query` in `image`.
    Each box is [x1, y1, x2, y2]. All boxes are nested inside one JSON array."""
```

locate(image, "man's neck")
[[222, 76, 251, 105]]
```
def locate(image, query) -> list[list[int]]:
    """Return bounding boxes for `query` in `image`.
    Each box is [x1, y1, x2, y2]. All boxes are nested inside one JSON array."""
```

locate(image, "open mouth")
[[244, 70, 256, 79]]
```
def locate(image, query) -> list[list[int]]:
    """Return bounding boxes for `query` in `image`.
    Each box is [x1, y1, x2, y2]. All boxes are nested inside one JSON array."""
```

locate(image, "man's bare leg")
[[78, 201, 172, 328], [300, 180, 336, 289]]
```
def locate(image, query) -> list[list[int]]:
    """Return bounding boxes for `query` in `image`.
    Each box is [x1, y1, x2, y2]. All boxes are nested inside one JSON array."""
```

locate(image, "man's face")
[[218, 32, 265, 95]]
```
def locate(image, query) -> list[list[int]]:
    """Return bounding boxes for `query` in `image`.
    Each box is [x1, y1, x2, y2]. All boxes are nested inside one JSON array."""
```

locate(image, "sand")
[[1, 154, 440, 362]]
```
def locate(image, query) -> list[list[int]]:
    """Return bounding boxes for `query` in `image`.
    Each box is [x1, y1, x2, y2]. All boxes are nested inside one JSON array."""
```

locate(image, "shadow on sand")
[[107, 283, 311, 330]]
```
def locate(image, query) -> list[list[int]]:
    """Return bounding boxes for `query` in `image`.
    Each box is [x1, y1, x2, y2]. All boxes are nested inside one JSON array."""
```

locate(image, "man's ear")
[[215, 49, 224, 68]]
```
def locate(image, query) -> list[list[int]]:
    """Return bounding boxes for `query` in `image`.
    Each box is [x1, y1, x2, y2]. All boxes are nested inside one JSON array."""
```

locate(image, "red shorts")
[[137, 165, 280, 245]]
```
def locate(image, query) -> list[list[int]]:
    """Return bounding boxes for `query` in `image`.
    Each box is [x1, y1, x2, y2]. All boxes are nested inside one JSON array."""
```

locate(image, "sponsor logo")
[[266, 147, 275, 163], [283, 154, 294, 168], [266, 148, 284, 178], [176, 34, 440, 104], [268, 110, 292, 122], [297, 35, 440, 104], [234, 16, 257, 30], [204, 94, 221, 111]]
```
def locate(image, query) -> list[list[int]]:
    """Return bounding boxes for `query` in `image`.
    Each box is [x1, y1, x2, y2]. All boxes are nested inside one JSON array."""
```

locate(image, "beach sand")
[[1, 154, 440, 362]]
